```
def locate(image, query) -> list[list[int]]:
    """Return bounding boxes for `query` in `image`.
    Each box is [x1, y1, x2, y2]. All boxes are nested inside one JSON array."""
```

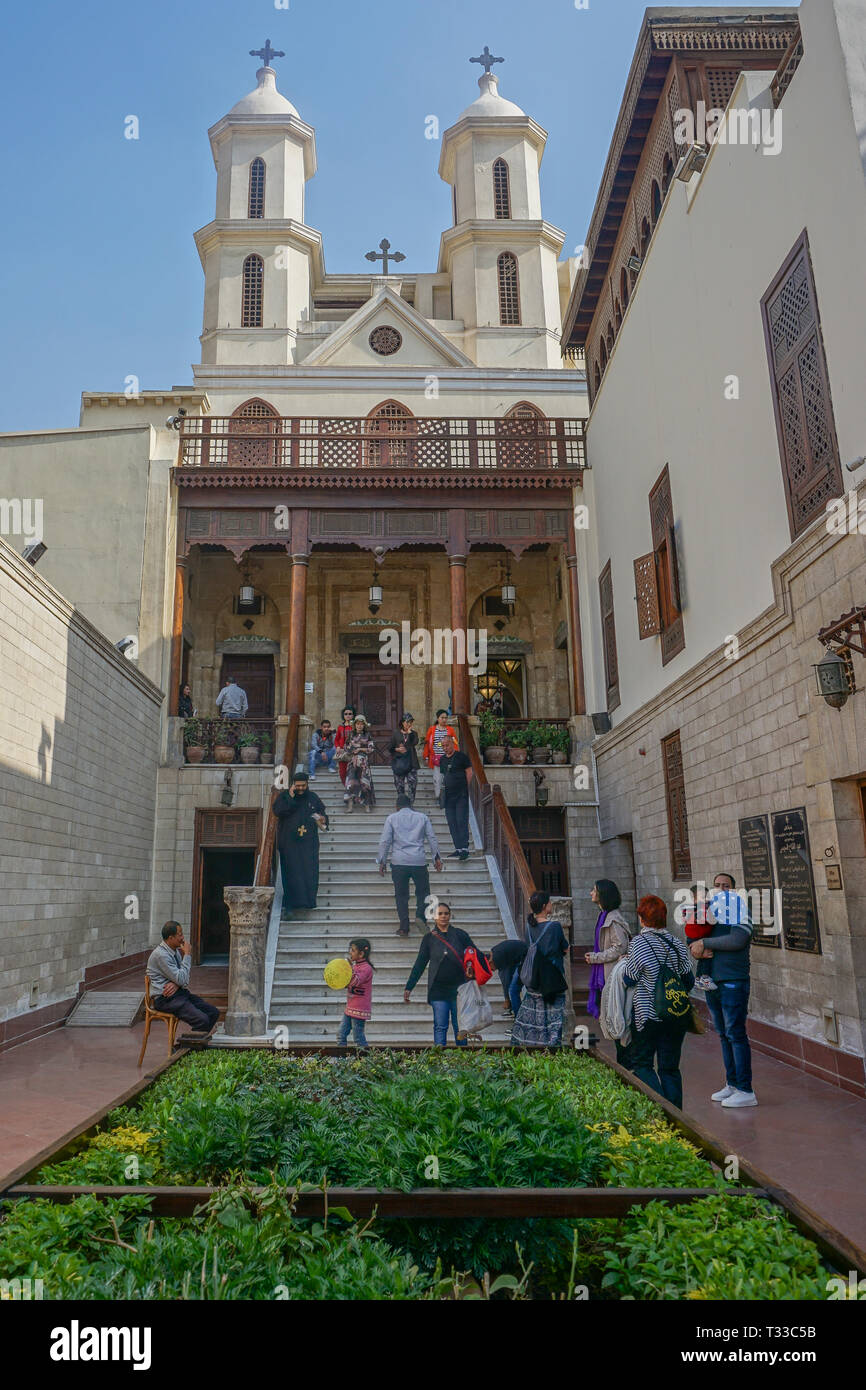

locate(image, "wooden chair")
[[137, 976, 178, 1067]]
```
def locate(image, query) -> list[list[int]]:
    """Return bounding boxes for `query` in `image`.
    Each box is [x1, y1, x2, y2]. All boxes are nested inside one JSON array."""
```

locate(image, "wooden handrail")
[[457, 714, 535, 939], [254, 714, 299, 887]]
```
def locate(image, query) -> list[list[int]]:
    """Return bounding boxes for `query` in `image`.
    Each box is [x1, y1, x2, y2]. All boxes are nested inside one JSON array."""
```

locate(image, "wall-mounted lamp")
[[369, 547, 385, 615], [675, 143, 709, 182], [533, 770, 549, 808], [813, 647, 855, 710], [501, 561, 516, 610], [220, 768, 234, 807]]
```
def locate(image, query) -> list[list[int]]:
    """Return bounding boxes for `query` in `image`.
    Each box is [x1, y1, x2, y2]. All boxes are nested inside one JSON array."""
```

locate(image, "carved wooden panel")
[[762, 232, 843, 539], [662, 731, 692, 881], [598, 560, 620, 712], [197, 810, 261, 847], [634, 553, 661, 639]]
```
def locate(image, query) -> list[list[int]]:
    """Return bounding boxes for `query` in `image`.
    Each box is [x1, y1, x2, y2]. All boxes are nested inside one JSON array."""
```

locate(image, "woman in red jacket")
[[423, 709, 457, 802], [334, 705, 356, 804]]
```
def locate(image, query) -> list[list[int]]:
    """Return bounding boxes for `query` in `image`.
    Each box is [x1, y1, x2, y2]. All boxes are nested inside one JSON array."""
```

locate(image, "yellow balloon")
[[323, 957, 353, 990]]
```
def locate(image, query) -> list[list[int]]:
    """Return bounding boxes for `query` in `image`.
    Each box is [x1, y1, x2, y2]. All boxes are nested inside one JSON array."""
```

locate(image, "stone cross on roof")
[[249, 39, 285, 69], [470, 46, 504, 76], [365, 239, 406, 275]]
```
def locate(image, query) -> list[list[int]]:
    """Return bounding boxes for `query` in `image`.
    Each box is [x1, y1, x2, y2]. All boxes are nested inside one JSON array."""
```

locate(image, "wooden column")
[[448, 511, 471, 716], [566, 511, 587, 717], [286, 510, 310, 718], [168, 554, 187, 716]]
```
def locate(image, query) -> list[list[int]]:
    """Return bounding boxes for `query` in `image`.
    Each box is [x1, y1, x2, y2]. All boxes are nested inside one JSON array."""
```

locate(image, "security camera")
[[166, 407, 188, 431], [845, 456, 866, 473], [116, 636, 138, 658]]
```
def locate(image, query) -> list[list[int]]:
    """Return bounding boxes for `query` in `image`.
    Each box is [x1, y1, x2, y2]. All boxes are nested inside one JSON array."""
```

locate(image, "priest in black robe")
[[274, 767, 329, 916]]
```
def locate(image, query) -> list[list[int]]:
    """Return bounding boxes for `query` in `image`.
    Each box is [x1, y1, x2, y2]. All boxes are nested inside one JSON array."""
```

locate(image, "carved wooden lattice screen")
[[241, 255, 264, 327], [634, 553, 661, 639], [661, 731, 692, 881], [761, 232, 842, 539], [650, 465, 685, 665], [498, 252, 521, 325], [227, 398, 279, 468], [598, 559, 620, 712]]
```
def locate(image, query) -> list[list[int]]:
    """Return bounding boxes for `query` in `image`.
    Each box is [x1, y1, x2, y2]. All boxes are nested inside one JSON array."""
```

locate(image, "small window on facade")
[[498, 252, 521, 325], [651, 180, 662, 225], [606, 322, 614, 352], [241, 254, 264, 327], [248, 158, 265, 218], [620, 266, 630, 311], [761, 230, 843, 539], [633, 463, 685, 665], [640, 218, 651, 257], [614, 299, 622, 331], [662, 154, 674, 195], [628, 248, 639, 287], [594, 362, 602, 392], [493, 158, 511, 219], [599, 338, 608, 371], [662, 730, 692, 880]]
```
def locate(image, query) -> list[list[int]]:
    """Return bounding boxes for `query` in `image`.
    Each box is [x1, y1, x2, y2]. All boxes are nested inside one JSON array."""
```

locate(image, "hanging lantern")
[[501, 564, 516, 608], [239, 583, 256, 606], [814, 648, 854, 710]]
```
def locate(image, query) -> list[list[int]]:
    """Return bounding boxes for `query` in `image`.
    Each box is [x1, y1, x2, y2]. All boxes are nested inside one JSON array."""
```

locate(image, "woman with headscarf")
[[388, 712, 420, 805], [344, 714, 376, 813], [334, 705, 356, 804], [510, 891, 569, 1048]]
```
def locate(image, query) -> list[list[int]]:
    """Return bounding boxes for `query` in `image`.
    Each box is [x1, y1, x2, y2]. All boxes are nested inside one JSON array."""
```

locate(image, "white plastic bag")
[[456, 979, 494, 1037]]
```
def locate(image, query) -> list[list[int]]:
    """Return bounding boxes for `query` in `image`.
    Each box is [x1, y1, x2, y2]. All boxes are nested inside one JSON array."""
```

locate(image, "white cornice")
[[437, 219, 565, 273], [439, 115, 548, 183], [190, 362, 588, 398], [207, 113, 317, 180], [194, 218, 325, 277]]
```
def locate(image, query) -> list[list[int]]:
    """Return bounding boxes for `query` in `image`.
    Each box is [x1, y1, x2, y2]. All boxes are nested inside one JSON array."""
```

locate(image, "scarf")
[[587, 909, 607, 1019]]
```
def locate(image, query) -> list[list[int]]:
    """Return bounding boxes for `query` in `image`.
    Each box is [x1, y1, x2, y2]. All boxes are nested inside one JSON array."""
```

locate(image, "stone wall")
[[0, 538, 162, 1026], [592, 512, 866, 1063]]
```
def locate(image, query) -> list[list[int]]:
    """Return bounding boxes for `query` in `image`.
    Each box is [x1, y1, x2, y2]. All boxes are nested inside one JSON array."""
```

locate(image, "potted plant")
[[549, 724, 571, 765], [506, 725, 532, 765], [526, 720, 552, 764], [258, 729, 274, 763], [212, 719, 238, 764], [183, 717, 206, 764], [479, 709, 506, 765], [236, 723, 261, 765]]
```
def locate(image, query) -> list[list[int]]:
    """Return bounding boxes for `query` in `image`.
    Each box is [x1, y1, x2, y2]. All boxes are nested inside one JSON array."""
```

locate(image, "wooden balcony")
[[175, 415, 586, 490]]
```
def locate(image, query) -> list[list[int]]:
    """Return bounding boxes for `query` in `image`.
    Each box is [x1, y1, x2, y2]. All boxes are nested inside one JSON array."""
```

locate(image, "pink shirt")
[[345, 960, 373, 1019]]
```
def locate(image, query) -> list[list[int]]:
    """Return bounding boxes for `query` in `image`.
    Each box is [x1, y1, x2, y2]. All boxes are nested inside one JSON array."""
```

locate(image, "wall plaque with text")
[[738, 814, 780, 947], [771, 807, 822, 954]]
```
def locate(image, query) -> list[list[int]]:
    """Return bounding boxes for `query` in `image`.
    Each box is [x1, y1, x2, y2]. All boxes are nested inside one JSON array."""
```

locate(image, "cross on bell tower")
[[470, 46, 504, 76], [249, 39, 285, 69], [365, 238, 406, 276]]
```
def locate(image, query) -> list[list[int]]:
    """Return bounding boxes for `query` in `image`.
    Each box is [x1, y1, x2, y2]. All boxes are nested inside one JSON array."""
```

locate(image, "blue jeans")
[[706, 980, 752, 1092], [309, 746, 336, 776], [338, 1014, 368, 1048], [431, 996, 467, 1047]]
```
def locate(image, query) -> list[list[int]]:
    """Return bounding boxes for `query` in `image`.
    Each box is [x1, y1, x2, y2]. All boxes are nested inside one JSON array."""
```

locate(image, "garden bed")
[[0, 1050, 846, 1300]]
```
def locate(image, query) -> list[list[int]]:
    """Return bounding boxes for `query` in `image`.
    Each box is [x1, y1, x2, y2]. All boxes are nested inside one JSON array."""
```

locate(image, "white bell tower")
[[195, 50, 320, 366], [438, 54, 565, 367]]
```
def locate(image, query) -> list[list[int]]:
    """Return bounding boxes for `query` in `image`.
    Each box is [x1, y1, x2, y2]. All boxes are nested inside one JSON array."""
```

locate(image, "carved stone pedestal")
[[221, 885, 274, 1039]]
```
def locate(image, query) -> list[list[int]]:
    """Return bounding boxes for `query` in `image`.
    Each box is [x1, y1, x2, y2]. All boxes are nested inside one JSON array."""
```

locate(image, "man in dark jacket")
[[690, 871, 756, 1109], [439, 734, 472, 860], [404, 902, 476, 1045], [273, 767, 329, 916]]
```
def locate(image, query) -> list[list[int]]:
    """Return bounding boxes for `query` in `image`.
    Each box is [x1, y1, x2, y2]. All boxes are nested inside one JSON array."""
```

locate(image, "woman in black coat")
[[388, 712, 420, 804]]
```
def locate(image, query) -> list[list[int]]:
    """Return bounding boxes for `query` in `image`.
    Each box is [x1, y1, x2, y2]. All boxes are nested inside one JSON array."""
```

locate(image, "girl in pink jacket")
[[338, 939, 374, 1049]]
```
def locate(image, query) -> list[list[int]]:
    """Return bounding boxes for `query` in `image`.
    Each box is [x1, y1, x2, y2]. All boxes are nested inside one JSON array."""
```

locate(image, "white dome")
[[458, 71, 525, 121], [228, 66, 299, 118]]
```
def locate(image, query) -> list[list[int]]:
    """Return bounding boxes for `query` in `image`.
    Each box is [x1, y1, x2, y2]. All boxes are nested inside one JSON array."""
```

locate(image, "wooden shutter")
[[598, 561, 620, 711], [662, 731, 692, 880], [634, 553, 661, 638], [761, 231, 842, 538], [649, 464, 685, 664]]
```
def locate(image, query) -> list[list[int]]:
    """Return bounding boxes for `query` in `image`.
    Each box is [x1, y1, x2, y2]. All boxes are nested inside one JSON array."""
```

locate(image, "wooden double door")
[[347, 657, 403, 757], [219, 655, 275, 718]]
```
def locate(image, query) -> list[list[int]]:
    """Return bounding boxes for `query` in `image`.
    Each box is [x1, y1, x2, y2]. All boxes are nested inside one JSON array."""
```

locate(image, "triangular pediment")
[[303, 286, 472, 368]]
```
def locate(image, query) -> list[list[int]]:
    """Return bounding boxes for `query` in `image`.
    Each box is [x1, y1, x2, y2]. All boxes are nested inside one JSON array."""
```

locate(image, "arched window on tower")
[[241, 255, 264, 327], [651, 180, 662, 226], [620, 266, 630, 311], [493, 158, 511, 219], [227, 398, 279, 467], [498, 252, 521, 325], [248, 158, 266, 218]]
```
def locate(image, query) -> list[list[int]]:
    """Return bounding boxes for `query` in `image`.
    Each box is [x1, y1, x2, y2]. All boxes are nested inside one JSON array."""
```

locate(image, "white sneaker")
[[711, 1084, 736, 1102], [721, 1089, 758, 1108]]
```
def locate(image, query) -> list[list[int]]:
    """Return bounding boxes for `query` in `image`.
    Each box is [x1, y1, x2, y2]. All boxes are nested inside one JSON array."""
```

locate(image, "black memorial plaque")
[[771, 807, 822, 954], [738, 814, 779, 947]]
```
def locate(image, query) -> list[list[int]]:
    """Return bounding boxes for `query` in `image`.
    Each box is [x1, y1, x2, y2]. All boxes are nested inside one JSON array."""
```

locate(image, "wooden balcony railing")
[[458, 714, 535, 939], [177, 415, 586, 478]]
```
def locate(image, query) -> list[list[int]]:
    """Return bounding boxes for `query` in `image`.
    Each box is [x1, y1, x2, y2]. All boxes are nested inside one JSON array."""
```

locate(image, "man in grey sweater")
[[377, 795, 443, 936], [146, 922, 219, 1034]]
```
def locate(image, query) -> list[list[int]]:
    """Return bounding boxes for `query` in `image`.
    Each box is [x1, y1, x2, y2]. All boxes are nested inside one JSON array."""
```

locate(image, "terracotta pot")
[[213, 745, 235, 764], [533, 746, 552, 764], [185, 746, 205, 764], [239, 746, 260, 765], [508, 747, 529, 765], [551, 750, 568, 765], [484, 746, 506, 765]]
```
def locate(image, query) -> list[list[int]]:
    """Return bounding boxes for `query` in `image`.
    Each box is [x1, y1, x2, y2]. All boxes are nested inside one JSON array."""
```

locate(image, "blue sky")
[[0, 0, 654, 432]]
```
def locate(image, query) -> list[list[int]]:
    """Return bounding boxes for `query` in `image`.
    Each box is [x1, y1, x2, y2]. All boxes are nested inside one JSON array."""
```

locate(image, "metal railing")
[[177, 415, 586, 477]]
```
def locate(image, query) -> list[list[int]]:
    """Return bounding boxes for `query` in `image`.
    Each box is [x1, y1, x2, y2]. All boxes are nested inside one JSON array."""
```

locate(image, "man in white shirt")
[[215, 676, 248, 718]]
